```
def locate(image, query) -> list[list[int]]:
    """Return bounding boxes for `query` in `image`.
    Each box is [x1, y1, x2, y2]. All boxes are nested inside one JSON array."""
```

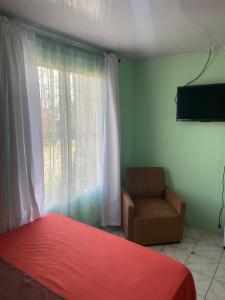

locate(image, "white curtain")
[[0, 16, 121, 230], [37, 41, 121, 227], [37, 37, 105, 226], [0, 16, 44, 233], [101, 54, 121, 226]]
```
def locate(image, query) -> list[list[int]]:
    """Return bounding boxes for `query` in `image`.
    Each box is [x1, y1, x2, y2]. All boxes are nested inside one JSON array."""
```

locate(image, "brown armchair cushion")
[[134, 198, 178, 224], [126, 167, 165, 199]]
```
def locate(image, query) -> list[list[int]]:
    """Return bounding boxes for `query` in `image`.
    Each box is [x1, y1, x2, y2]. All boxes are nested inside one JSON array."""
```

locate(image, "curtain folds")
[[37, 37, 105, 226], [0, 16, 121, 230], [37, 41, 121, 227], [101, 54, 121, 226], [0, 16, 44, 233]]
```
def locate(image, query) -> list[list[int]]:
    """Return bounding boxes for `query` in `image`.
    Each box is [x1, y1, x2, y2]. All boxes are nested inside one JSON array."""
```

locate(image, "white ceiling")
[[1, 0, 225, 58]]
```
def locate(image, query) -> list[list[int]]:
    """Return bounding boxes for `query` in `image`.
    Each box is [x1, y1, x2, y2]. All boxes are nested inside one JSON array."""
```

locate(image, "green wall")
[[130, 50, 225, 233]]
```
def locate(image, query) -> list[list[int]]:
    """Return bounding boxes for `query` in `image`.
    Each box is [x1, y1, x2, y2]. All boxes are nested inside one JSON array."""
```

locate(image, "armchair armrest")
[[122, 190, 135, 241], [165, 186, 185, 216], [165, 186, 186, 241]]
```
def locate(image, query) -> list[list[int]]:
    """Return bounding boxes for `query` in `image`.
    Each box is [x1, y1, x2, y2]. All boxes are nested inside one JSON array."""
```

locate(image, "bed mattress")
[[0, 214, 196, 300]]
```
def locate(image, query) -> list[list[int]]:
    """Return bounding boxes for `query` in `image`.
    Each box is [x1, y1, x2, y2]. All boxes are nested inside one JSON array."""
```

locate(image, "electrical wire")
[[218, 166, 225, 228], [175, 48, 212, 104]]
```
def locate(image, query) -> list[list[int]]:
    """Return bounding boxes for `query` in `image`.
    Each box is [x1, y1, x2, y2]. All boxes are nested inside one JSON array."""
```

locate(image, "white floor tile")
[[194, 241, 224, 262], [184, 226, 204, 241], [177, 236, 198, 251], [147, 245, 164, 252], [206, 279, 225, 300], [186, 254, 218, 277], [221, 251, 225, 264], [191, 271, 212, 298], [200, 232, 223, 248], [160, 245, 191, 263], [214, 263, 225, 283]]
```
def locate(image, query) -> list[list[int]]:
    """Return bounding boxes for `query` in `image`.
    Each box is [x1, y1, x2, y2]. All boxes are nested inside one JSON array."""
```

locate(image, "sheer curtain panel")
[[0, 15, 121, 230], [101, 54, 121, 226], [37, 38, 105, 226], [0, 16, 44, 233]]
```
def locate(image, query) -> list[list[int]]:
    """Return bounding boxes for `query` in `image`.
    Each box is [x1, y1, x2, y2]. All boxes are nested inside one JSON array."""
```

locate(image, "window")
[[37, 43, 104, 221]]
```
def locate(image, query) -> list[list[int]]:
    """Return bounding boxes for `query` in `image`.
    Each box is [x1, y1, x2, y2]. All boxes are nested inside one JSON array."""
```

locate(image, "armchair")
[[122, 167, 185, 245]]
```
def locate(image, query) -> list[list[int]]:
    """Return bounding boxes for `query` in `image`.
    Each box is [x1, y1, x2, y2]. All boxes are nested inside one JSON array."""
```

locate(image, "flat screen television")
[[176, 83, 225, 121]]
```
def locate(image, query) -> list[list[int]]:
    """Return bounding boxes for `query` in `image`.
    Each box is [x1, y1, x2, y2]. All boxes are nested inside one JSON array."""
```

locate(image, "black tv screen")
[[177, 83, 225, 121]]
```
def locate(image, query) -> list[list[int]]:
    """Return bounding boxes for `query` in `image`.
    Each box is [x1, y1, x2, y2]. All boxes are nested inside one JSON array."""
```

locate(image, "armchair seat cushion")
[[134, 198, 178, 225]]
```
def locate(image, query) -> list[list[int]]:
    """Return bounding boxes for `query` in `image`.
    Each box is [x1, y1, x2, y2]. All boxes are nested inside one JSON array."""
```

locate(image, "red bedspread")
[[0, 214, 196, 300]]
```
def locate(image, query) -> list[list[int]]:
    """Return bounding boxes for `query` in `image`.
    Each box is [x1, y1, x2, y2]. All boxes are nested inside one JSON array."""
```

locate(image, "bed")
[[0, 214, 196, 300]]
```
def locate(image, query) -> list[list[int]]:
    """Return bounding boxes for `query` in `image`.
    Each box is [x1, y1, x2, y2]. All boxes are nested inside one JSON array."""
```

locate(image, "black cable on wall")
[[218, 166, 225, 228], [175, 48, 212, 104]]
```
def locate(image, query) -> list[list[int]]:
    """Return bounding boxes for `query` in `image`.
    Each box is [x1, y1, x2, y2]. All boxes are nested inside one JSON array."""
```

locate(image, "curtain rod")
[[0, 10, 121, 62]]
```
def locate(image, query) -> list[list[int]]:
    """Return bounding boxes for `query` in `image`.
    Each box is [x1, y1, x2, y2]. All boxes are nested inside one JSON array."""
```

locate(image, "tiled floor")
[[103, 226, 225, 300]]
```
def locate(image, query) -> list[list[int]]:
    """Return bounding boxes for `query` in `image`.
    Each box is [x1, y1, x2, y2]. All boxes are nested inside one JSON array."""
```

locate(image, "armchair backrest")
[[125, 167, 165, 199]]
